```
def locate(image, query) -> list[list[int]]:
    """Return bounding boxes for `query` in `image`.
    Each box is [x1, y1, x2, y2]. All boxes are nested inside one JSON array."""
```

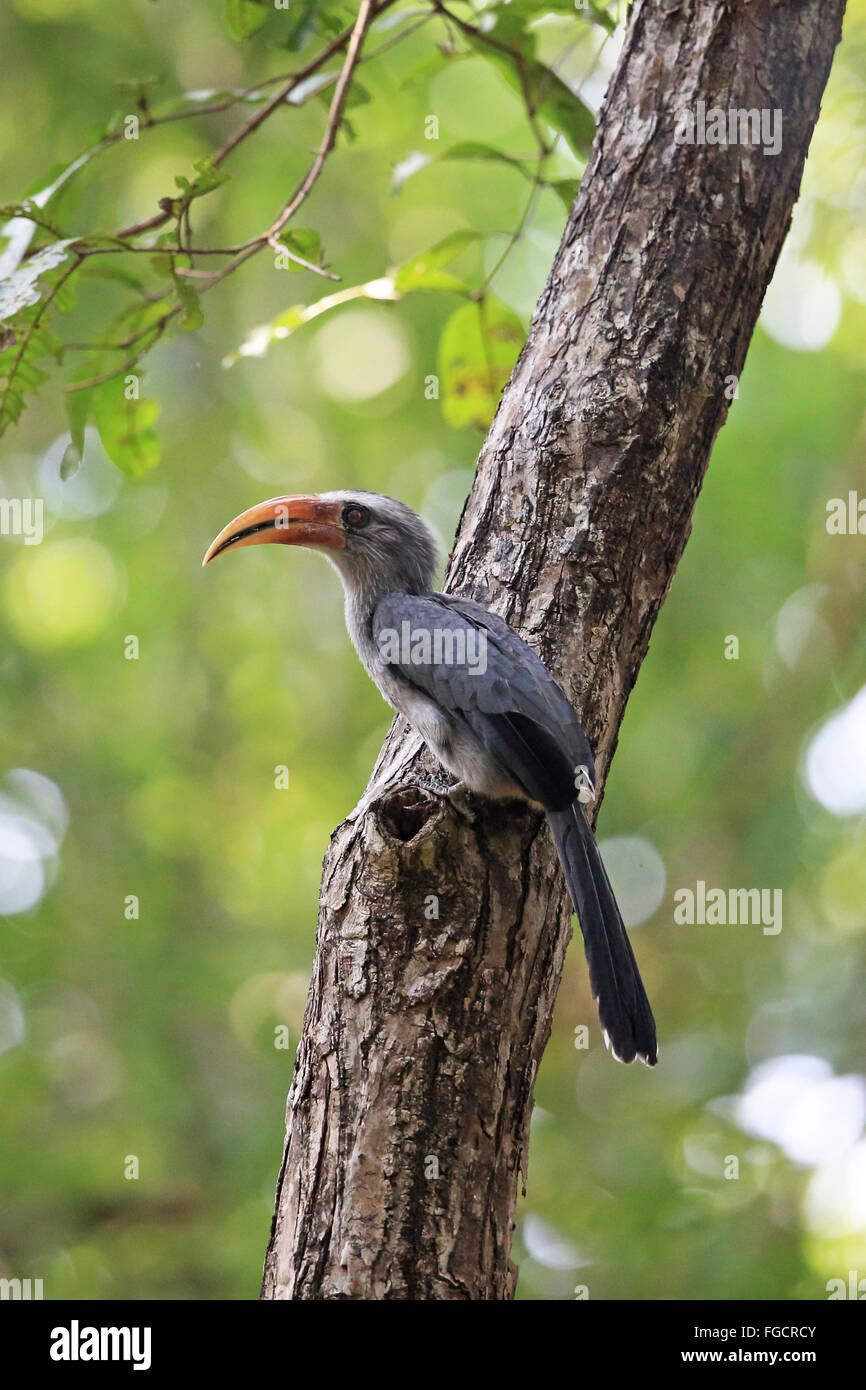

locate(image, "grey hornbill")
[[203, 490, 657, 1066]]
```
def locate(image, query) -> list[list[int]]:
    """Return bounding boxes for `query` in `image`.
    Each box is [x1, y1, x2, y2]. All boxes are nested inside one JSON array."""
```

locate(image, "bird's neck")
[[325, 547, 434, 677], [342, 582, 377, 656], [329, 560, 396, 677], [332, 556, 422, 681]]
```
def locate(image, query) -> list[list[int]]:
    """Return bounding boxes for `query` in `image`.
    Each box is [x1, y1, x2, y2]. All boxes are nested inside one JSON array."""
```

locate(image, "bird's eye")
[[342, 503, 370, 529]]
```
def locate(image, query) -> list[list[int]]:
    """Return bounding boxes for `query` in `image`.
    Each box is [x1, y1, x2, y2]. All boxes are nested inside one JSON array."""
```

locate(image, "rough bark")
[[262, 0, 846, 1300]]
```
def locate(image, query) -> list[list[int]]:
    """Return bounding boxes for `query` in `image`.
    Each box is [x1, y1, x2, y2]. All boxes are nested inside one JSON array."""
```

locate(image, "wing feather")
[[373, 592, 592, 810]]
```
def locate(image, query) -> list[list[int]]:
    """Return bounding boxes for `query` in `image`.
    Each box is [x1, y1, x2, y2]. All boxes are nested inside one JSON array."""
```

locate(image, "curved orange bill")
[[202, 494, 345, 567]]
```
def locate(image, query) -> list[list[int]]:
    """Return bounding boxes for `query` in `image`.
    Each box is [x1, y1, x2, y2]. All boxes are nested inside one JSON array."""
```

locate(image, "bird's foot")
[[447, 780, 477, 824]]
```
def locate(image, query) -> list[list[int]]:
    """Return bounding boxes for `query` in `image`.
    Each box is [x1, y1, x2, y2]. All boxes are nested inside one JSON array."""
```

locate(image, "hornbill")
[[203, 491, 657, 1066]]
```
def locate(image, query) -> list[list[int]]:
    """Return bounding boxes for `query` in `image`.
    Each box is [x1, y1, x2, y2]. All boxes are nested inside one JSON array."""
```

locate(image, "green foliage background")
[[1, 0, 865, 1300]]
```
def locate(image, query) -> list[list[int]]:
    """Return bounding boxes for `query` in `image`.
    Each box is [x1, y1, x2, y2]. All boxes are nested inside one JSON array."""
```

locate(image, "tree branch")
[[265, 1, 376, 241], [113, 0, 396, 244], [187, 0, 378, 288], [261, 0, 847, 1301]]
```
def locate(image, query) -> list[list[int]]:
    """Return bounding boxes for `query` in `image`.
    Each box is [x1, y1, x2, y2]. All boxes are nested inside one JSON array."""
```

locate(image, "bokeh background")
[[1, 0, 865, 1300]]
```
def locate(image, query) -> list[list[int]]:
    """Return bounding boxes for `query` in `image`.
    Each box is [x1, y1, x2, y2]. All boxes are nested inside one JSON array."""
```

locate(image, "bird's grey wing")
[[375, 594, 657, 1065], [373, 592, 593, 810], [433, 595, 593, 744]]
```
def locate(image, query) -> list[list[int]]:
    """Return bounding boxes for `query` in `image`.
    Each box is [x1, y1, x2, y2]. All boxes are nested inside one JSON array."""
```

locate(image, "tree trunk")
[[261, 0, 846, 1300]]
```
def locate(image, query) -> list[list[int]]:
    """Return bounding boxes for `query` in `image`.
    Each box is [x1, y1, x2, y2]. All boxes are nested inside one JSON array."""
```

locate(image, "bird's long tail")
[[547, 804, 657, 1066]]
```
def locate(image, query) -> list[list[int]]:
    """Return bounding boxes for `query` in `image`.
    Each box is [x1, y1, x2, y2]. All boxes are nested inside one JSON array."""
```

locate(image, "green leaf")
[[228, 235, 486, 368], [482, 8, 537, 50], [442, 140, 532, 174], [65, 383, 91, 469], [0, 259, 74, 439], [174, 156, 229, 203], [391, 231, 481, 295], [437, 296, 525, 431], [278, 228, 324, 272], [399, 47, 466, 90], [486, 0, 615, 35], [462, 35, 596, 159], [278, 0, 318, 52], [342, 81, 371, 109], [225, 0, 269, 40], [315, 9, 358, 39], [223, 276, 401, 366], [175, 277, 203, 331], [59, 440, 82, 480], [149, 249, 182, 280], [0, 201, 67, 239], [587, 1, 617, 32], [112, 295, 176, 344], [114, 76, 163, 99], [61, 382, 89, 479], [93, 378, 161, 476], [78, 260, 146, 294], [392, 141, 534, 194]]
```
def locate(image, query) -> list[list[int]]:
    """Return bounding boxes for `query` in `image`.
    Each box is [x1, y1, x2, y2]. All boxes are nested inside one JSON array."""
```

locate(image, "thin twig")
[[6, 0, 423, 411], [176, 0, 378, 292], [266, 0, 377, 243], [112, 1, 396, 245], [211, 16, 368, 167]]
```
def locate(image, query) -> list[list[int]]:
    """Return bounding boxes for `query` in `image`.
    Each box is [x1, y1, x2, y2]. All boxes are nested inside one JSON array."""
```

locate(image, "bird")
[[203, 490, 657, 1066]]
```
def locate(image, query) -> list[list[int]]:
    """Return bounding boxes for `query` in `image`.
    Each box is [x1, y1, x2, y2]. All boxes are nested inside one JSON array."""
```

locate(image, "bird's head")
[[202, 490, 438, 599]]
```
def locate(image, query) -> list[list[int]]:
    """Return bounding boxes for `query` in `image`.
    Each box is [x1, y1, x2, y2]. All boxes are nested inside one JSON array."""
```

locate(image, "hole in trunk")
[[375, 786, 440, 842]]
